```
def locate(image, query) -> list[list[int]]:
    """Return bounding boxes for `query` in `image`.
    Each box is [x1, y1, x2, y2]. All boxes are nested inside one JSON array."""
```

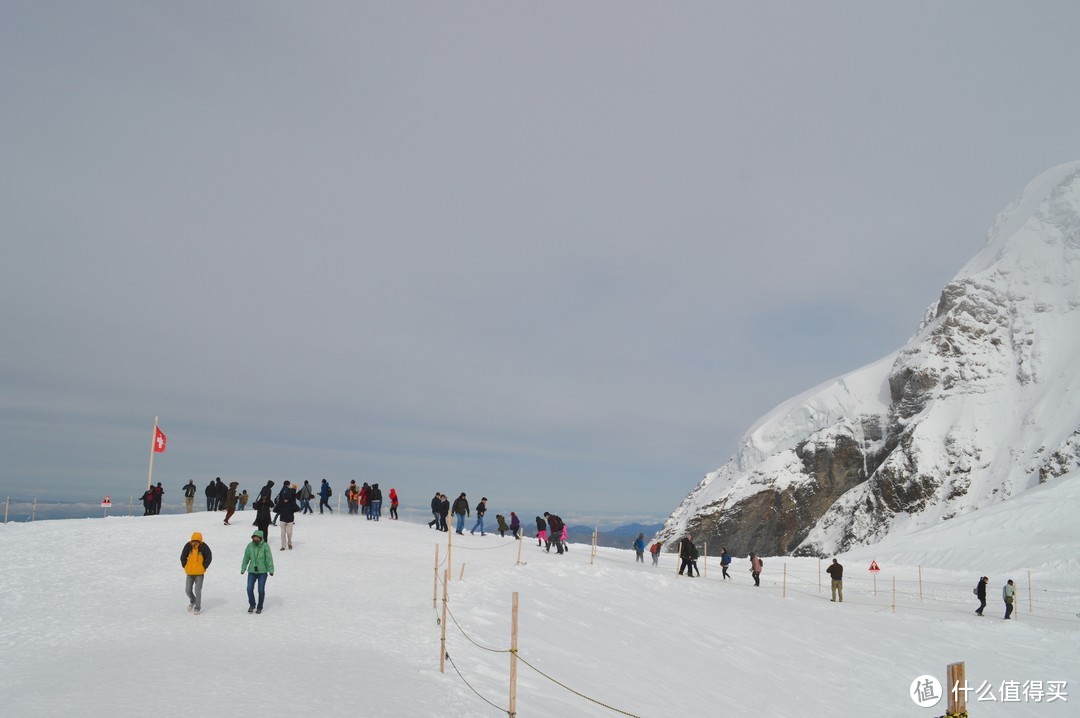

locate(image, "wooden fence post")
[[459, 563, 466, 582], [509, 592, 519, 718], [3, 496, 8, 524], [516, 537, 523, 565], [947, 661, 966, 716], [440, 568, 449, 673]]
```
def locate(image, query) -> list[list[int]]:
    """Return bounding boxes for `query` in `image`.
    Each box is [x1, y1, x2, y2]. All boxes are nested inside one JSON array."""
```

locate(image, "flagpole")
[[147, 416, 159, 491]]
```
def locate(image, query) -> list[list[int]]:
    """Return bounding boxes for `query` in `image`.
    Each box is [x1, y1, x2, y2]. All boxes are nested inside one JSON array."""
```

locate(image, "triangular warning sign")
[[869, 560, 881, 572]]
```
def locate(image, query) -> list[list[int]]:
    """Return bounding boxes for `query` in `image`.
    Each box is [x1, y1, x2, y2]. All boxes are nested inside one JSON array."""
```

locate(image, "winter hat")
[[190, 532, 203, 542]]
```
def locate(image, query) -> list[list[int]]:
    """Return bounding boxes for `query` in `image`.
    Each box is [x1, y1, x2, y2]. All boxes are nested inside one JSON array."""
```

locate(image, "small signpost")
[[102, 495, 112, 518], [869, 560, 881, 595]]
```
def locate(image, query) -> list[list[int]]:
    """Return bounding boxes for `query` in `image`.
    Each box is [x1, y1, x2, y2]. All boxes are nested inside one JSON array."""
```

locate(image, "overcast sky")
[[3, 2, 1080, 521]]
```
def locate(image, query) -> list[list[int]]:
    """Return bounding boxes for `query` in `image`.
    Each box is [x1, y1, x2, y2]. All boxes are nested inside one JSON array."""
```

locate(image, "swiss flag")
[[154, 427, 167, 453]]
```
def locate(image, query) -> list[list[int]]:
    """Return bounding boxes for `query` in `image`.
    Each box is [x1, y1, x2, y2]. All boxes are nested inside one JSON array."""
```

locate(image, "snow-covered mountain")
[[660, 160, 1080, 556]]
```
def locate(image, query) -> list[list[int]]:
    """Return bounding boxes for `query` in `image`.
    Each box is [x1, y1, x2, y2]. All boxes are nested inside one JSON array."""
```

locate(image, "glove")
[[269, 573, 274, 577]]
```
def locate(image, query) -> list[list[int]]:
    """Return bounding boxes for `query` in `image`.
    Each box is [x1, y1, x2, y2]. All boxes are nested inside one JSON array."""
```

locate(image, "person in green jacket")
[[241, 530, 274, 614]]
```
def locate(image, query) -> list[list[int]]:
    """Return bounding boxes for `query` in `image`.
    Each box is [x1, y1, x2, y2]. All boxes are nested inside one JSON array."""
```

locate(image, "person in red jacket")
[[388, 488, 399, 520]]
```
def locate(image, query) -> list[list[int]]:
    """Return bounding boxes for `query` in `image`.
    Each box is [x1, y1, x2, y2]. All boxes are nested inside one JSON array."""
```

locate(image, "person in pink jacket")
[[750, 553, 763, 587]]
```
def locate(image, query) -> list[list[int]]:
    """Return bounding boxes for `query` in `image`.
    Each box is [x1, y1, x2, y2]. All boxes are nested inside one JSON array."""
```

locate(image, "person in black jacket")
[[215, 477, 228, 512], [204, 480, 216, 511], [543, 512, 564, 554], [253, 481, 274, 540], [826, 558, 844, 602], [438, 494, 450, 532], [182, 480, 197, 514], [369, 483, 383, 521], [678, 535, 695, 577], [276, 484, 300, 550], [452, 493, 470, 535], [470, 498, 487, 536], [535, 515, 547, 547], [975, 575, 989, 616]]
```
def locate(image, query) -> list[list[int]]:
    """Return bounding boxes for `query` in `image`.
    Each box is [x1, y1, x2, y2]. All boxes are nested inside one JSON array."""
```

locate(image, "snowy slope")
[[1, 479, 1077, 718], [661, 160, 1080, 556]]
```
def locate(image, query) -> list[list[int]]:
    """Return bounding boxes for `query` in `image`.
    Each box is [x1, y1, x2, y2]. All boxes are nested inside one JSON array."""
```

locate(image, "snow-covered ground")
[[2, 477, 1078, 717]]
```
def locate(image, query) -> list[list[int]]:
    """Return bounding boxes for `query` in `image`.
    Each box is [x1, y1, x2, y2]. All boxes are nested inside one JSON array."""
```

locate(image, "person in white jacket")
[[1002, 579, 1016, 620]]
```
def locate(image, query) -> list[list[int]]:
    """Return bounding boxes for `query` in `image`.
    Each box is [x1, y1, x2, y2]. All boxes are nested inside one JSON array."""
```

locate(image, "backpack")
[[327, 486, 333, 497], [649, 543, 660, 555]]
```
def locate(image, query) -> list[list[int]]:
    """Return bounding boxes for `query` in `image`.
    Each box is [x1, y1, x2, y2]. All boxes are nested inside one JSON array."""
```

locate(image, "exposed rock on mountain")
[[659, 161, 1080, 557]]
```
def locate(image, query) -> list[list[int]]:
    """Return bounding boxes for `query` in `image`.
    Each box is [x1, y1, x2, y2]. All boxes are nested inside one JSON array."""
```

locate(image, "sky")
[[4, 2, 1080, 520], [1, 473, 1077, 717]]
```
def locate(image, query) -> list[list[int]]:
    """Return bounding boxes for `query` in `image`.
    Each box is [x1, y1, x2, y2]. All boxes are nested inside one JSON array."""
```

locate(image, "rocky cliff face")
[[659, 161, 1080, 557]]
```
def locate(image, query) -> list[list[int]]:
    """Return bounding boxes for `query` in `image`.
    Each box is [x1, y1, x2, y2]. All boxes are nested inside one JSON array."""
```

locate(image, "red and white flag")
[[154, 427, 167, 453]]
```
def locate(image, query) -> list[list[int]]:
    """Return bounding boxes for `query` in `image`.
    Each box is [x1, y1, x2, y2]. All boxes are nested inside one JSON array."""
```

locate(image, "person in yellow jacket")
[[180, 532, 213, 615]]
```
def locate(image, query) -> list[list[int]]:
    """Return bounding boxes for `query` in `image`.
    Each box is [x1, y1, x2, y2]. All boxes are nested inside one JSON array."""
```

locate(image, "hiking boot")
[[248, 606, 255, 613], [193, 608, 201, 615], [256, 608, 263, 614], [187, 604, 194, 612], [280, 547, 286, 551], [288, 544, 293, 549]]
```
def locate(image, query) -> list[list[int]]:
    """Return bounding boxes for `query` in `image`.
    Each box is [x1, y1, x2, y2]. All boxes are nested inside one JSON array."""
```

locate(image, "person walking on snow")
[[298, 480, 314, 515], [649, 540, 662, 566], [369, 483, 383, 521], [253, 482, 274, 540], [182, 480, 197, 514], [277, 484, 299, 550], [238, 490, 249, 511], [1003, 579, 1016, 619], [535, 516, 547, 547], [750, 553, 763, 587], [471, 497, 487, 535], [509, 512, 521, 539], [720, 547, 732, 579], [319, 479, 333, 514], [633, 533, 646, 563], [826, 558, 844, 602], [678, 535, 695, 577], [452, 493, 470, 535], [180, 531, 212, 615], [223, 481, 239, 525], [388, 488, 399, 520], [204, 480, 216, 512], [543, 513, 565, 554], [496, 514, 510, 537], [974, 576, 989, 616], [241, 530, 274, 614], [438, 494, 450, 532], [215, 477, 227, 512]]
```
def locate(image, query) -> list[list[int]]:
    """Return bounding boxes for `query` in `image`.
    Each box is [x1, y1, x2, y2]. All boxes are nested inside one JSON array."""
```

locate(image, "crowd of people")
[[175, 479, 574, 614]]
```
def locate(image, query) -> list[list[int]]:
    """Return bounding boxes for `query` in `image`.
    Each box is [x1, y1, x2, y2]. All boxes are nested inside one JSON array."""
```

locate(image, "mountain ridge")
[[659, 161, 1080, 556]]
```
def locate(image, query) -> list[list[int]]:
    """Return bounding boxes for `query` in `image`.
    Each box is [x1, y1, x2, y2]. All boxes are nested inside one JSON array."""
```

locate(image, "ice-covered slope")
[[660, 160, 1080, 556]]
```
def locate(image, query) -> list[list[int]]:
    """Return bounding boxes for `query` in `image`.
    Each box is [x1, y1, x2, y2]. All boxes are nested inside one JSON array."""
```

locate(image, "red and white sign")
[[154, 427, 167, 453], [868, 560, 881, 572], [101, 496, 112, 508]]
